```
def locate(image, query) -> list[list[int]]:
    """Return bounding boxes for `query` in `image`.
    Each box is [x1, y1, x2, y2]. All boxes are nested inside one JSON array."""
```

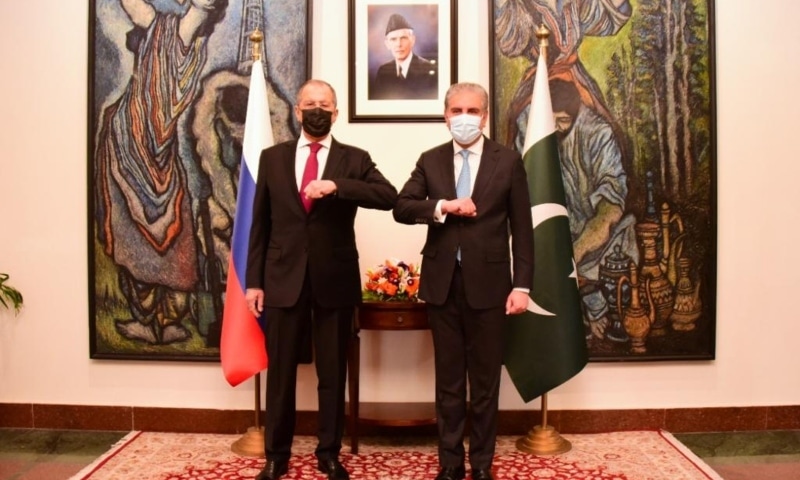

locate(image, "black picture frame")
[[348, 0, 457, 122], [489, 0, 717, 362], [87, 0, 311, 361]]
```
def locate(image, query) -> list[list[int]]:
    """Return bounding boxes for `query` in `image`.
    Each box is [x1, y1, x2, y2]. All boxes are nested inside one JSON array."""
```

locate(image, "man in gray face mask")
[[393, 82, 534, 480], [246, 79, 397, 480]]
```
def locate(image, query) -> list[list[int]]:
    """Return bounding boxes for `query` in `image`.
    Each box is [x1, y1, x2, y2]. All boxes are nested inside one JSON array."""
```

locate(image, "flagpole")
[[229, 28, 267, 458], [514, 24, 574, 456], [516, 392, 571, 455], [231, 374, 265, 457]]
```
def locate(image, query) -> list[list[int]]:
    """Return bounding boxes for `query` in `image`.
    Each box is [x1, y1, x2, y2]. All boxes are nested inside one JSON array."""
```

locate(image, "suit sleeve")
[[245, 148, 272, 289], [393, 156, 440, 225], [509, 156, 534, 290], [333, 149, 397, 210]]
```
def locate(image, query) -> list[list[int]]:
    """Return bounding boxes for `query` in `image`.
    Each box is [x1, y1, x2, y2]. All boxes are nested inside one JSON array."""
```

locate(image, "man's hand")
[[245, 288, 264, 316], [505, 290, 529, 315], [442, 198, 477, 217], [190, 0, 221, 11], [303, 179, 337, 200], [589, 315, 609, 339]]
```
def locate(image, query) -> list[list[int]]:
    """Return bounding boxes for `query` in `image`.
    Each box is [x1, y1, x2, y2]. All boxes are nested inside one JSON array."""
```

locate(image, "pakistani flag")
[[504, 49, 589, 403]]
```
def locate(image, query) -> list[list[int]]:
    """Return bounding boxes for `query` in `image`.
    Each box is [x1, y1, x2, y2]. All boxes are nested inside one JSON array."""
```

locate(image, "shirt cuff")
[[434, 200, 446, 223]]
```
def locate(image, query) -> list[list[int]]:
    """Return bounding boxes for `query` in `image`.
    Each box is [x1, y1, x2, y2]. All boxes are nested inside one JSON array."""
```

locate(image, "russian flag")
[[220, 58, 272, 387]]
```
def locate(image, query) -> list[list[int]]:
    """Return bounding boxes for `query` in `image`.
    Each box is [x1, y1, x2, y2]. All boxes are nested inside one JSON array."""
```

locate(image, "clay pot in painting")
[[618, 261, 655, 354], [670, 257, 702, 331], [598, 244, 632, 343], [635, 221, 674, 337]]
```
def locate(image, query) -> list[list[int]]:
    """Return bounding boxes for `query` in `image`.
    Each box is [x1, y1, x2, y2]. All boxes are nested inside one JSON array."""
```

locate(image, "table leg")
[[347, 327, 360, 454]]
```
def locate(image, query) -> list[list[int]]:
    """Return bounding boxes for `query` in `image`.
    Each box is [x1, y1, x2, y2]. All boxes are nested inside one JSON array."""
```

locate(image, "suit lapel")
[[471, 137, 498, 203], [277, 140, 306, 215], [321, 138, 344, 180], [437, 143, 458, 198]]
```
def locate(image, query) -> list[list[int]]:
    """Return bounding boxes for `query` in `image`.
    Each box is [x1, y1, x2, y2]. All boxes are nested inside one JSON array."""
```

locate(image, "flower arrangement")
[[363, 259, 421, 302], [0, 273, 24, 316]]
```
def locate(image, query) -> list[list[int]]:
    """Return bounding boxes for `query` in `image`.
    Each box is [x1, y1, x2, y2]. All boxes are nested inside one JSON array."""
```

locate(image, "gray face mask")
[[449, 113, 483, 144]]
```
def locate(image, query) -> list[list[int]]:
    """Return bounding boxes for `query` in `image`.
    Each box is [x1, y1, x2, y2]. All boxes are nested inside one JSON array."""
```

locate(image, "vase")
[[635, 221, 674, 337], [598, 244, 632, 343], [670, 258, 702, 331], [618, 261, 655, 354]]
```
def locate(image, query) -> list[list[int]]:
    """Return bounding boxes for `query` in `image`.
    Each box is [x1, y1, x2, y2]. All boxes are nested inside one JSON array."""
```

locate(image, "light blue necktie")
[[456, 149, 471, 198], [455, 149, 471, 262]]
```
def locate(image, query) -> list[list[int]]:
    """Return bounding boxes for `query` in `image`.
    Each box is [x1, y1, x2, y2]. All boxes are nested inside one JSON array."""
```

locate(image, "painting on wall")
[[348, 0, 457, 122], [87, 0, 310, 360], [490, 0, 717, 361]]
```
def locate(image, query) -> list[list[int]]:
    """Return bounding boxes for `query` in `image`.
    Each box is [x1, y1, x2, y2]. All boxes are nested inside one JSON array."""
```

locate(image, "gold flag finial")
[[535, 23, 550, 46], [535, 24, 550, 65], [249, 28, 264, 62]]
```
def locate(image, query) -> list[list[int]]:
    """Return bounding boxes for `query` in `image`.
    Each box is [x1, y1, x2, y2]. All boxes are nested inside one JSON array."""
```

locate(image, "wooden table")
[[347, 301, 436, 454]]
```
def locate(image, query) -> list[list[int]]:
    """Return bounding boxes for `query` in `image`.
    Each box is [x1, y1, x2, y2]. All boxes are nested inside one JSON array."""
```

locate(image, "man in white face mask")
[[393, 82, 534, 480]]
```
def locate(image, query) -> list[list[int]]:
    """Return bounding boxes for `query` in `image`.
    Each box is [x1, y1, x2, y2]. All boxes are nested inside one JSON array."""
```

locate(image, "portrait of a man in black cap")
[[369, 12, 438, 100]]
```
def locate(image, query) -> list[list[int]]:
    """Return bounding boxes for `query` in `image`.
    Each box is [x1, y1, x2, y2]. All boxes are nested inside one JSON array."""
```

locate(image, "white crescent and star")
[[527, 203, 578, 316]]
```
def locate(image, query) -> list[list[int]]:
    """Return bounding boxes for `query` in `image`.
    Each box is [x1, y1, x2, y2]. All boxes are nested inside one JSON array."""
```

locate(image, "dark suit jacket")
[[370, 53, 438, 100], [246, 138, 397, 309], [393, 137, 534, 309]]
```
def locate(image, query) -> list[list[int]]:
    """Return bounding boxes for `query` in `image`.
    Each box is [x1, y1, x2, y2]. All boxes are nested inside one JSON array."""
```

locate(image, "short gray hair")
[[296, 79, 338, 107], [444, 82, 489, 112]]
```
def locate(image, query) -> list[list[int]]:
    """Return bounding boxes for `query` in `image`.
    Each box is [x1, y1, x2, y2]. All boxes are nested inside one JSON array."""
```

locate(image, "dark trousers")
[[263, 274, 353, 462], [427, 266, 505, 470]]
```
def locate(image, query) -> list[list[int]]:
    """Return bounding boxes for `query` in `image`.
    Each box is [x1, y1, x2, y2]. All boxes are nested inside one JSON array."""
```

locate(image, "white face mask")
[[448, 113, 483, 144]]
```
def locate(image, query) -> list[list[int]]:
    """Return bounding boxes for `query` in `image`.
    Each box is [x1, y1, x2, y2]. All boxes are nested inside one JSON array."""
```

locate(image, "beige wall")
[[0, 1, 798, 412]]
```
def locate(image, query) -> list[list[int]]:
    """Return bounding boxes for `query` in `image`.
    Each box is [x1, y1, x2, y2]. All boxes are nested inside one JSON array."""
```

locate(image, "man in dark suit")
[[246, 79, 397, 480], [370, 13, 438, 100], [393, 82, 534, 480]]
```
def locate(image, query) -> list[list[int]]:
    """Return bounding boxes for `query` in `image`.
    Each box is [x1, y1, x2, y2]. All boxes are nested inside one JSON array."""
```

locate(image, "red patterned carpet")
[[70, 431, 722, 480]]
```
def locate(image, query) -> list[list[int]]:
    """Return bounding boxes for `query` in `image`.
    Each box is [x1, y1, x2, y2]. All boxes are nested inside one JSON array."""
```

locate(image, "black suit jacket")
[[246, 138, 397, 308], [370, 53, 438, 100], [393, 137, 534, 309]]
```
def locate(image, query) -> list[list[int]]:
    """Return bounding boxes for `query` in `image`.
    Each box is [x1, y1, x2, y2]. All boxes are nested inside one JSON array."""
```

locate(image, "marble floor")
[[674, 430, 800, 480], [0, 429, 798, 479]]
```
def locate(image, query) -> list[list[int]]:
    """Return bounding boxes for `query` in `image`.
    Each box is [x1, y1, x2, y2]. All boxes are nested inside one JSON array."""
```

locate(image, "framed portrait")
[[87, 0, 311, 361], [348, 0, 457, 122], [489, 0, 717, 362]]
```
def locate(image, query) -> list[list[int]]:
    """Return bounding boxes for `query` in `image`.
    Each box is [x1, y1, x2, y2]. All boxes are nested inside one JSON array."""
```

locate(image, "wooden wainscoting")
[[1, 403, 798, 434]]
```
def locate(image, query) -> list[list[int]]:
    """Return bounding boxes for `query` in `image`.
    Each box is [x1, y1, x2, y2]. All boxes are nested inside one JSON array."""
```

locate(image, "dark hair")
[[549, 79, 581, 118], [195, 0, 230, 38]]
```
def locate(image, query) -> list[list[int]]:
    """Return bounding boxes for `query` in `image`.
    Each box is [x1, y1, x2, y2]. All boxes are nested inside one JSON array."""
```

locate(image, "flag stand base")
[[231, 426, 265, 458], [516, 425, 572, 456]]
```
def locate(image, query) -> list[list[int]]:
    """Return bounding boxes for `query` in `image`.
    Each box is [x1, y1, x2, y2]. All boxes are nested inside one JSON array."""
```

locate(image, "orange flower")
[[405, 278, 419, 296], [383, 283, 398, 296], [362, 258, 421, 302]]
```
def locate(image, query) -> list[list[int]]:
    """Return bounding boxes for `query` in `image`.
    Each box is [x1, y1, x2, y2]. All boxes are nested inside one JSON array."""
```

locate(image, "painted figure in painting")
[[495, 0, 633, 339], [550, 79, 637, 339], [370, 13, 438, 100], [94, 0, 229, 344], [494, 0, 716, 359], [494, 0, 631, 151]]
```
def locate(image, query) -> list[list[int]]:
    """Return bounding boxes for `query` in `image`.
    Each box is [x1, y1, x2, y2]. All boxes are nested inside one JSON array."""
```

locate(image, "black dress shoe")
[[471, 468, 495, 480], [435, 465, 466, 480], [255, 459, 288, 480], [317, 458, 350, 480]]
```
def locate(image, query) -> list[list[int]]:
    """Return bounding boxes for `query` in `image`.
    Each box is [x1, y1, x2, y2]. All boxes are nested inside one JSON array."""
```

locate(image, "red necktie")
[[300, 142, 321, 212]]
